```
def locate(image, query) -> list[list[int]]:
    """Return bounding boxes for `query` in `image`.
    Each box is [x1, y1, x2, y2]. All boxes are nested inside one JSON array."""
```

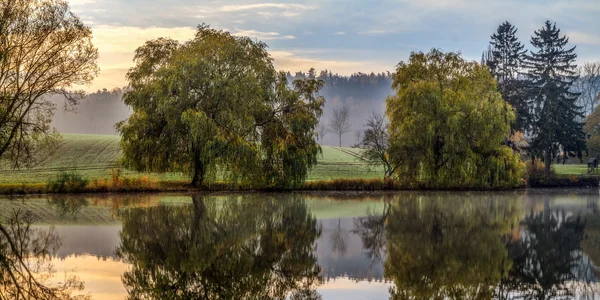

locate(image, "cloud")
[[270, 51, 389, 75], [567, 31, 600, 46], [219, 3, 316, 12], [334, 32, 345, 35], [233, 30, 296, 40], [358, 30, 392, 35], [91, 25, 196, 53]]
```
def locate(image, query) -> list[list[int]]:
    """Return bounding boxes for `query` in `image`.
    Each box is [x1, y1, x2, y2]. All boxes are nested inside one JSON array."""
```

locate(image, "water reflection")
[[116, 194, 323, 299], [0, 209, 88, 299], [2, 191, 600, 299]]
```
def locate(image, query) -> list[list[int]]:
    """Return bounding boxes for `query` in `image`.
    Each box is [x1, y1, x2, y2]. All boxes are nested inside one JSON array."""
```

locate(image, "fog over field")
[[51, 71, 394, 146]]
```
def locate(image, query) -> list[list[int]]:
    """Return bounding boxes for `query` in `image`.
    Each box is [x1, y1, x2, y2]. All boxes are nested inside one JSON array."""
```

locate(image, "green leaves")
[[387, 49, 524, 188], [119, 26, 323, 187]]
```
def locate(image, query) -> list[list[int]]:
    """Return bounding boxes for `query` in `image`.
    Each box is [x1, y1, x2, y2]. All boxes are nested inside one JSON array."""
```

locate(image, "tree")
[[366, 194, 522, 299], [329, 104, 351, 147], [359, 112, 398, 180], [486, 21, 529, 132], [584, 106, 600, 157], [574, 62, 600, 115], [0, 210, 88, 299], [116, 194, 322, 299], [317, 121, 327, 144], [523, 21, 586, 176], [118, 26, 324, 187], [352, 129, 362, 148], [387, 49, 524, 188], [0, 0, 98, 168]]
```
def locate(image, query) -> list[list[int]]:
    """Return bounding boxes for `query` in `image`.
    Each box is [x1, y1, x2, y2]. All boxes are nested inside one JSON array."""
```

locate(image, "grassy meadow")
[[0, 134, 382, 185]]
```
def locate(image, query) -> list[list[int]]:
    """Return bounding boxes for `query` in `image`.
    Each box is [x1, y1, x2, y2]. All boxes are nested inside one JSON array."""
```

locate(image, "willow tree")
[[386, 49, 524, 188], [118, 25, 324, 187], [0, 0, 98, 167], [116, 194, 322, 299]]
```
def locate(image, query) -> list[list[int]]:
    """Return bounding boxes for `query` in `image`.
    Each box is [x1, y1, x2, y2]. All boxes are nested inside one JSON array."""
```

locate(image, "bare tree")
[[0, 210, 88, 299], [0, 0, 98, 168], [360, 112, 398, 180], [575, 62, 600, 115], [353, 129, 362, 148], [329, 104, 351, 147], [317, 120, 327, 145]]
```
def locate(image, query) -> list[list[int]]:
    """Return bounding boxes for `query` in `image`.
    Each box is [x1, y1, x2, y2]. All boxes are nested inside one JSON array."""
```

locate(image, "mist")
[[50, 88, 131, 135], [49, 70, 394, 145]]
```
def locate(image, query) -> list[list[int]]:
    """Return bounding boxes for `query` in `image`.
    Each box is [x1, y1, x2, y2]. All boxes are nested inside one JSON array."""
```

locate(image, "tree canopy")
[[485, 21, 529, 133], [386, 49, 524, 188], [523, 21, 585, 175], [0, 0, 98, 167], [118, 25, 324, 187]]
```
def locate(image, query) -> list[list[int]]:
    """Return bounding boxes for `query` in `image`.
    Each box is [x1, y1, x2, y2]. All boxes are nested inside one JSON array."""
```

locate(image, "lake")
[[1, 190, 600, 299]]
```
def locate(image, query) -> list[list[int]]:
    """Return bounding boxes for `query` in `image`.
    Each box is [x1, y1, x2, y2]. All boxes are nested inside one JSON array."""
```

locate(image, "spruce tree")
[[524, 21, 585, 176], [487, 21, 528, 133]]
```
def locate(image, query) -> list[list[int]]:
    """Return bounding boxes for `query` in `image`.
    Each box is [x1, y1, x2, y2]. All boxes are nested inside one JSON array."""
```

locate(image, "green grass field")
[[553, 164, 590, 175], [0, 134, 381, 184]]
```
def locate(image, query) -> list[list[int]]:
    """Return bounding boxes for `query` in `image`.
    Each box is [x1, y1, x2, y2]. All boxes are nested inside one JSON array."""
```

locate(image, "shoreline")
[[0, 176, 597, 196]]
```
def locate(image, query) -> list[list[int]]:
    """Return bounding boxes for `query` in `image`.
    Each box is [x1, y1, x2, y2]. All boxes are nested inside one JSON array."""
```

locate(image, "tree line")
[[2, 0, 600, 189]]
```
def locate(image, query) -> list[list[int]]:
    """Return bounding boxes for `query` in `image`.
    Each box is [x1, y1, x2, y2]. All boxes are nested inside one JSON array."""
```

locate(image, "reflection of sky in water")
[[6, 190, 600, 299], [50, 254, 391, 300], [45, 217, 391, 299]]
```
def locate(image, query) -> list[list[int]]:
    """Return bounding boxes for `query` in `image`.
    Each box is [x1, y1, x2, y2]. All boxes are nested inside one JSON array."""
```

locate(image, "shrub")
[[47, 171, 89, 193]]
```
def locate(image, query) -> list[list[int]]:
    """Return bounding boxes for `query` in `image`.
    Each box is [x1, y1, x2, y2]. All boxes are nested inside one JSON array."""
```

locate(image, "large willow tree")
[[386, 49, 524, 188], [118, 25, 324, 187]]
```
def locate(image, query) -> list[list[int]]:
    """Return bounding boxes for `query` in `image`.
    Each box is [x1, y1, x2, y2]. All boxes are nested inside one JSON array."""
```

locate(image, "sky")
[[68, 0, 600, 92]]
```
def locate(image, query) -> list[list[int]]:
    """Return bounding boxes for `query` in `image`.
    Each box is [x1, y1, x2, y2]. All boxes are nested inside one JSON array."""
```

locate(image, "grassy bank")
[[0, 134, 382, 185]]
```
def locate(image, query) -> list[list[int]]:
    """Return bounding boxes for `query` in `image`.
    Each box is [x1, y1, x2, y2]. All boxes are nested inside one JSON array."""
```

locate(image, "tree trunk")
[[544, 150, 551, 177], [191, 151, 205, 187], [339, 134, 342, 147]]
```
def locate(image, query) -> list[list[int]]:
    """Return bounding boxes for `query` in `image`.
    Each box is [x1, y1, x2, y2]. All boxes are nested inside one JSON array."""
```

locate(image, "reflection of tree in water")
[[330, 218, 349, 256], [383, 194, 519, 300], [116, 194, 323, 300], [0, 210, 88, 299], [499, 209, 586, 300], [353, 192, 593, 299], [47, 196, 89, 220]]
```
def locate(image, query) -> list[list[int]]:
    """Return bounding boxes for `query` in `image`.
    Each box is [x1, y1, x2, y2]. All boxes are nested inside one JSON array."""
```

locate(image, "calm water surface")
[[2, 190, 600, 299]]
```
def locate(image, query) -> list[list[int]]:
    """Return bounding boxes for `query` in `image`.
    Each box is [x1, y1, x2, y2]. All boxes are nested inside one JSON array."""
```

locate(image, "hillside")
[[0, 134, 381, 184]]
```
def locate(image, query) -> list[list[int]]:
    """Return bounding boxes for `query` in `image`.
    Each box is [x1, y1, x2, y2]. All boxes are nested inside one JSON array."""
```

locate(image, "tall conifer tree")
[[487, 21, 528, 133], [524, 21, 585, 176]]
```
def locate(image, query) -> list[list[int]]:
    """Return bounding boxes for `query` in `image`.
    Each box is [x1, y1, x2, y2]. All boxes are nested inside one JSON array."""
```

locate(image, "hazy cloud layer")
[[69, 0, 600, 91]]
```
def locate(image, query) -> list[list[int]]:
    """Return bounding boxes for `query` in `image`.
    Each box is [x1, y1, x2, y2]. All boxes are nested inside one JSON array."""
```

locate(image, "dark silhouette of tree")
[[359, 113, 398, 180], [499, 209, 586, 300], [329, 104, 351, 147], [116, 194, 322, 299], [0, 209, 89, 299], [523, 21, 586, 175], [486, 21, 529, 133]]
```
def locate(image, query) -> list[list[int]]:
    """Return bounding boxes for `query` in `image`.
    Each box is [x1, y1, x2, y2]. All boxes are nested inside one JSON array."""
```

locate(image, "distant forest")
[[51, 71, 394, 146]]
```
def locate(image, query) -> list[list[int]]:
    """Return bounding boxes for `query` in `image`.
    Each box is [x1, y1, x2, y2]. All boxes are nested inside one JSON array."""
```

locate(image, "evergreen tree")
[[487, 21, 528, 132], [523, 21, 585, 176]]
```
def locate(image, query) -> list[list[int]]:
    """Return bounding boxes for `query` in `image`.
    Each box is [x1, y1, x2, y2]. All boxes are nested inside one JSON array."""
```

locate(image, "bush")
[[302, 178, 394, 190], [47, 171, 89, 193], [526, 160, 555, 177], [528, 174, 599, 188]]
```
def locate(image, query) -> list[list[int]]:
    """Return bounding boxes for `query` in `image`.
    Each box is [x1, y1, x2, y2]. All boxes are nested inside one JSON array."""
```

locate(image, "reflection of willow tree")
[[116, 194, 323, 299], [47, 197, 89, 220], [499, 209, 586, 300], [0, 210, 88, 299], [354, 193, 523, 299]]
